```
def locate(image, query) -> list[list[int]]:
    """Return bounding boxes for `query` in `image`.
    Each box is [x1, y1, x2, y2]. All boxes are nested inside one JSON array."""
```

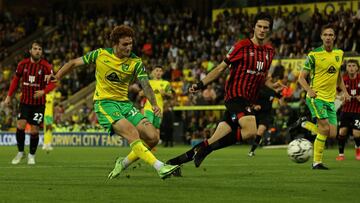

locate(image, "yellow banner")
[[272, 56, 360, 75], [213, 1, 358, 22]]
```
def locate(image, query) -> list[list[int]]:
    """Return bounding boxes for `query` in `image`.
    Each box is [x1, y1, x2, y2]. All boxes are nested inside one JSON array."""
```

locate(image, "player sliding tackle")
[[49, 25, 179, 179], [167, 12, 285, 171]]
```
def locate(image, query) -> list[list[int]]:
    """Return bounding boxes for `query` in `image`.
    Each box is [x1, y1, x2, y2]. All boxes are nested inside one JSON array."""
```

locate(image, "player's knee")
[[241, 128, 257, 140], [145, 130, 160, 148], [16, 122, 26, 130], [317, 123, 330, 135]]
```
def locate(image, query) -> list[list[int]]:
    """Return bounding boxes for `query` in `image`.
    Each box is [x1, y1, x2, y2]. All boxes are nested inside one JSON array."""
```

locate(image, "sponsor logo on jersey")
[[29, 75, 35, 83], [106, 72, 121, 82], [327, 66, 336, 74]]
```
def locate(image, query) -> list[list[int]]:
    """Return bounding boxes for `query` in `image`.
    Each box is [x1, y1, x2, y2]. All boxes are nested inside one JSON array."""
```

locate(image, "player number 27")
[[33, 113, 43, 124]]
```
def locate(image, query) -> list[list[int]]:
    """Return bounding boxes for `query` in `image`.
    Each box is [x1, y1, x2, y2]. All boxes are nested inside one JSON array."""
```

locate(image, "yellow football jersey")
[[144, 79, 172, 112], [303, 46, 344, 102], [82, 48, 148, 101], [45, 91, 55, 116]]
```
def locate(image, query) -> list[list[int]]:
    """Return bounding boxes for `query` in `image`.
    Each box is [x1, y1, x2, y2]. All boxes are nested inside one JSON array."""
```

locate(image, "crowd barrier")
[[0, 132, 127, 147]]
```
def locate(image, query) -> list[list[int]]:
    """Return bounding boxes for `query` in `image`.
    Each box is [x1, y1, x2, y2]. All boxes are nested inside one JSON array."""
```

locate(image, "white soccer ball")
[[287, 138, 312, 163]]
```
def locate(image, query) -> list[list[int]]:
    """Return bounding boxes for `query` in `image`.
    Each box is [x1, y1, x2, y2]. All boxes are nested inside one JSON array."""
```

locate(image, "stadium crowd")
[[1, 3, 359, 145]]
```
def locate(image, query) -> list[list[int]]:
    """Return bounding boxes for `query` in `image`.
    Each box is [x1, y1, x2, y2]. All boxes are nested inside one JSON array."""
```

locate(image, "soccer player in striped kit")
[[167, 12, 285, 168], [4, 41, 56, 165], [336, 59, 360, 161]]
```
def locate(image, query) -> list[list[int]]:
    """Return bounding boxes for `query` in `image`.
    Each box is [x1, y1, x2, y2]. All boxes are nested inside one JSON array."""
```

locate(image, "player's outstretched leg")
[[193, 140, 213, 168]]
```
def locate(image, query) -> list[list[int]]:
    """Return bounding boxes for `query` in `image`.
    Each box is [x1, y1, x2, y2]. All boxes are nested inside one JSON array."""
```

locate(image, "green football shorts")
[[144, 109, 162, 129], [306, 97, 337, 125], [94, 100, 145, 135]]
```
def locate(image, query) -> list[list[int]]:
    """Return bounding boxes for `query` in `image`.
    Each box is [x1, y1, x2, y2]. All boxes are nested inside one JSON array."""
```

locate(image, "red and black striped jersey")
[[224, 38, 274, 102], [15, 58, 53, 105], [341, 73, 360, 113]]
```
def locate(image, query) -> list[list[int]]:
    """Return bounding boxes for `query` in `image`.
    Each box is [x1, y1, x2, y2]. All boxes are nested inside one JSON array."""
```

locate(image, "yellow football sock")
[[124, 141, 155, 167], [303, 121, 318, 135], [126, 151, 138, 163], [313, 133, 327, 163], [44, 129, 52, 145], [130, 139, 158, 166]]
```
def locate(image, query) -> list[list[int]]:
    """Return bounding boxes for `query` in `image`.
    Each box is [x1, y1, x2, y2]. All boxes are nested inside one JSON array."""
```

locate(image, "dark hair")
[[253, 12, 273, 30], [30, 41, 42, 49], [321, 24, 336, 34], [347, 59, 359, 70], [153, 65, 163, 70], [109, 25, 135, 44]]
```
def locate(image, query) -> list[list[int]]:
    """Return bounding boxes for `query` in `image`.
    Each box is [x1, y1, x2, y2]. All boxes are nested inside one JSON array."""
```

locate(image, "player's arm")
[[337, 71, 351, 101], [190, 61, 228, 93], [55, 57, 85, 80], [136, 62, 161, 116], [298, 69, 317, 98], [298, 55, 317, 98], [264, 75, 286, 92], [139, 78, 160, 116], [4, 62, 24, 106]]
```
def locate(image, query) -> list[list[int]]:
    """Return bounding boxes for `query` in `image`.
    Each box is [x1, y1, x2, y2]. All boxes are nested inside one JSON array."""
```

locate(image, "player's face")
[[152, 67, 163, 79], [116, 36, 133, 58], [321, 28, 336, 47], [29, 43, 42, 61], [346, 62, 359, 74], [254, 20, 270, 40]]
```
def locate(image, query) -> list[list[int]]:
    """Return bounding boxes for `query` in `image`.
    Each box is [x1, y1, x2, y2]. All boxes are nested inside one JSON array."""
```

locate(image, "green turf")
[[0, 145, 359, 203]]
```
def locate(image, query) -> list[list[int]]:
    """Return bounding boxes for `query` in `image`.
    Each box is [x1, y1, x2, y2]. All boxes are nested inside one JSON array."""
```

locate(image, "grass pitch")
[[0, 145, 359, 203]]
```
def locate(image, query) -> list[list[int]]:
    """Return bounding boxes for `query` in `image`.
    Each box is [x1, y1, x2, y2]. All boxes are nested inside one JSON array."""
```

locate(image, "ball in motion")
[[287, 138, 312, 163]]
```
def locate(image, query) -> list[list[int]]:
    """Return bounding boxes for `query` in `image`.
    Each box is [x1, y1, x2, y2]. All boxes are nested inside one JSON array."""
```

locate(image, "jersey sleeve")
[[224, 41, 243, 65], [164, 81, 172, 93], [45, 63, 54, 75], [15, 62, 24, 77], [303, 53, 315, 71], [135, 62, 149, 80], [82, 49, 101, 65]]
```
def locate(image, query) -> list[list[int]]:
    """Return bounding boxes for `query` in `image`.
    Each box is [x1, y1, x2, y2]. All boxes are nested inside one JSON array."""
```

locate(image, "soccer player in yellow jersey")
[[142, 66, 173, 129], [43, 90, 56, 151], [298, 24, 351, 170], [52, 25, 179, 179]]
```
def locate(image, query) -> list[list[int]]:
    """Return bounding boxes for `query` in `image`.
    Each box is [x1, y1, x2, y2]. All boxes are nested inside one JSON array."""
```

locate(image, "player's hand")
[[159, 89, 166, 96], [356, 95, 360, 102], [253, 104, 261, 111], [189, 81, 206, 93], [307, 89, 317, 98], [272, 81, 286, 92], [343, 92, 351, 102], [34, 90, 45, 98], [152, 105, 161, 117], [189, 83, 199, 93], [3, 96, 11, 106], [45, 73, 58, 83]]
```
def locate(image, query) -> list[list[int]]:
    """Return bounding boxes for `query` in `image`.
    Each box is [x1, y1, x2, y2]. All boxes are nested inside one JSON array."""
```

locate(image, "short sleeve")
[[303, 54, 315, 71], [135, 62, 149, 80], [224, 41, 243, 65], [15, 62, 24, 77], [82, 49, 101, 65]]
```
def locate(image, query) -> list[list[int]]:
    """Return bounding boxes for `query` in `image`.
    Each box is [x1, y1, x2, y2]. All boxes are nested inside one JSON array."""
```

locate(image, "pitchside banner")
[[0, 132, 127, 147]]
